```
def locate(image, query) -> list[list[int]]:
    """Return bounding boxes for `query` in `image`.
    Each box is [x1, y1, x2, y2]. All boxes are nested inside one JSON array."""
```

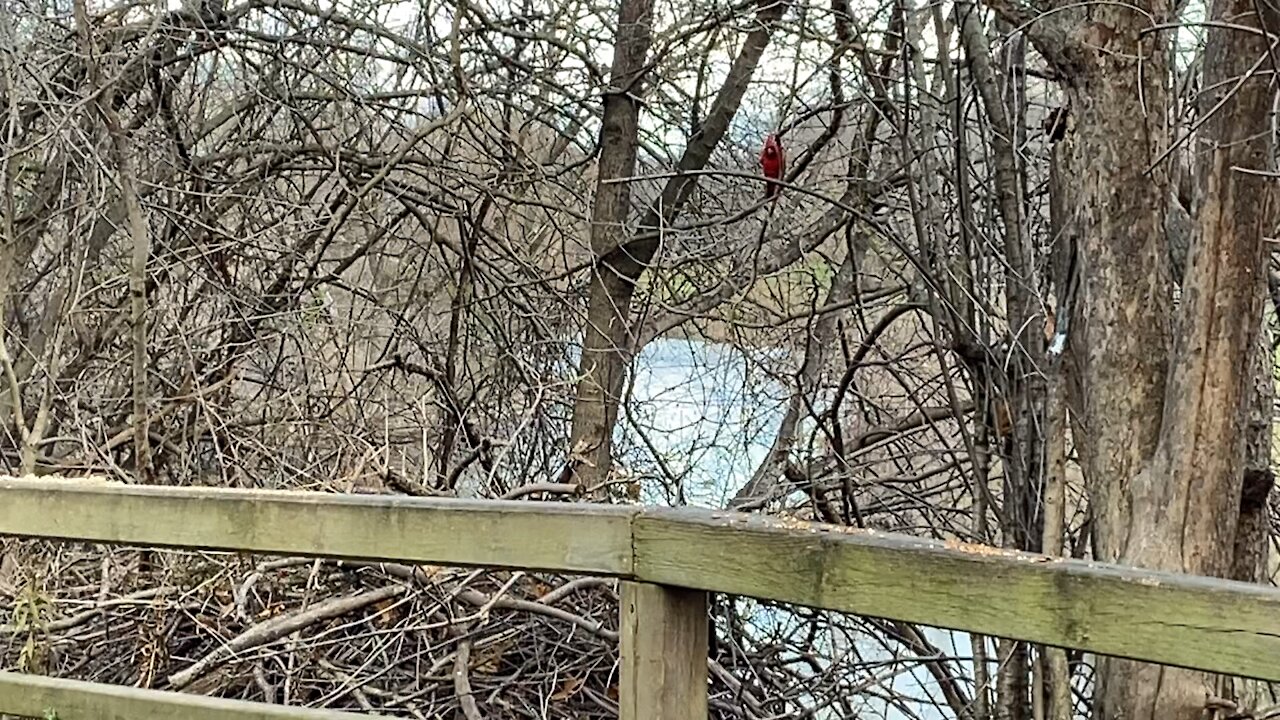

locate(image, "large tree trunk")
[[1060, 32, 1173, 571], [987, 0, 1276, 713], [1034, 11, 1176, 718], [1087, 0, 1278, 714]]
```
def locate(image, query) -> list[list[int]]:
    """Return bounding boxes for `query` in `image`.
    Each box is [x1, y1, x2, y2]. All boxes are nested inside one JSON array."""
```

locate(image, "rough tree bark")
[[1233, 322, 1274, 586], [1226, 320, 1275, 716], [1095, 0, 1278, 713], [985, 0, 1278, 713], [1056, 19, 1173, 575]]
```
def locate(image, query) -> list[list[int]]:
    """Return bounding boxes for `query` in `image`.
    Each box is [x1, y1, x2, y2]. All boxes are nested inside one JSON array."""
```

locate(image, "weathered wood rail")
[[2, 476, 1279, 719]]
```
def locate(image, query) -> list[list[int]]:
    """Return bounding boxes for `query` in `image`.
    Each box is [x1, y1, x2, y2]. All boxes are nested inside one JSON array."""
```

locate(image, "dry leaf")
[[471, 635, 516, 674], [551, 676, 585, 701], [373, 597, 401, 627]]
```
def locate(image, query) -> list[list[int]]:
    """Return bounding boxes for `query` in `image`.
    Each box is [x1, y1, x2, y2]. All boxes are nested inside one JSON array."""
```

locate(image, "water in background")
[[626, 337, 786, 507], [622, 337, 981, 720]]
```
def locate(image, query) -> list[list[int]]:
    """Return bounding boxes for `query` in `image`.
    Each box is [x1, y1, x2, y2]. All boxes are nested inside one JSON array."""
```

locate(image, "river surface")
[[624, 338, 984, 719]]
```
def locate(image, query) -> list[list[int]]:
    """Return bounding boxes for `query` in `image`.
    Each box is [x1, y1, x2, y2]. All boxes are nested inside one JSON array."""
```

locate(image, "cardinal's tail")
[[764, 180, 781, 199]]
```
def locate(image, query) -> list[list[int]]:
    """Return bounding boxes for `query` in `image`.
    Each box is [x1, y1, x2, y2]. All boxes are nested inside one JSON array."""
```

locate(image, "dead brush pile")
[[1, 543, 851, 718], [1, 542, 623, 718]]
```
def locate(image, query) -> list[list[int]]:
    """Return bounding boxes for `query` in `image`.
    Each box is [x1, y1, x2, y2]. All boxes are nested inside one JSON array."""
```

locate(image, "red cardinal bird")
[[760, 133, 785, 200]]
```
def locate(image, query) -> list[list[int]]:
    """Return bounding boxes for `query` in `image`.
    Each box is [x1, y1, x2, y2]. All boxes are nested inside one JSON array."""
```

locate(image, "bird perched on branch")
[[760, 133, 785, 200]]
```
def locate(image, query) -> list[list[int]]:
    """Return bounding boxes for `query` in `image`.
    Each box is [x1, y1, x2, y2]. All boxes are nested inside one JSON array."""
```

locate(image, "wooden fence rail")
[[2, 476, 1280, 719], [0, 672, 368, 720]]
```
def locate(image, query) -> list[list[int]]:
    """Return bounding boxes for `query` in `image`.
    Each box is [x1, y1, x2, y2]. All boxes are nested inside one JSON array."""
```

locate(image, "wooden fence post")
[[619, 581, 708, 719]]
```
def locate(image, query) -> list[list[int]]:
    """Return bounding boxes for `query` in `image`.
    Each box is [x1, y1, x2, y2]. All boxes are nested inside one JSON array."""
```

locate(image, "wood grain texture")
[[633, 509, 1280, 682], [0, 477, 635, 575], [8, 478, 1280, 684], [620, 582, 708, 720], [0, 671, 371, 719]]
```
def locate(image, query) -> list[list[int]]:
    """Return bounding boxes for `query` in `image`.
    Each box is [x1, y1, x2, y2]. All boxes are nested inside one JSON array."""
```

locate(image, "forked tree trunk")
[[565, 0, 656, 489], [568, 0, 790, 490], [988, 0, 1277, 712], [1081, 0, 1277, 714]]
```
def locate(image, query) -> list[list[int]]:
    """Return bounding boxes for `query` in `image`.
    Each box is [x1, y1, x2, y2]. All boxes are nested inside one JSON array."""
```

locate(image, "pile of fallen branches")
[[0, 534, 963, 718], [1, 542, 621, 718]]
